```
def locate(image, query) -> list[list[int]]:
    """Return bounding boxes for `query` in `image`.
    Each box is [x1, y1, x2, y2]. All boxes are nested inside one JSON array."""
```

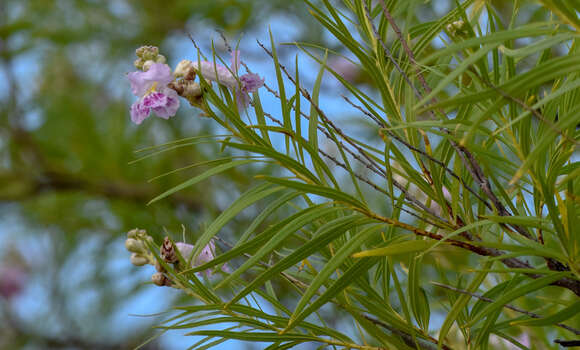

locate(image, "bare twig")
[[431, 282, 580, 335], [361, 314, 452, 350]]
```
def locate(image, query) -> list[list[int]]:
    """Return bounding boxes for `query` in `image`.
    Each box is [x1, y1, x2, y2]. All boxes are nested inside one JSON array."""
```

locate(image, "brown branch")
[[363, 209, 580, 297], [0, 170, 204, 212]]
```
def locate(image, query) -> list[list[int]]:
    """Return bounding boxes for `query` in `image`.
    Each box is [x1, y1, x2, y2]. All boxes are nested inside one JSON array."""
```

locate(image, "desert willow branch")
[[360, 209, 580, 296], [258, 108, 449, 228], [342, 95, 491, 209], [480, 78, 578, 147], [383, 27, 528, 236], [375, 0, 540, 244], [431, 282, 580, 335], [257, 41, 444, 219], [360, 314, 451, 350]]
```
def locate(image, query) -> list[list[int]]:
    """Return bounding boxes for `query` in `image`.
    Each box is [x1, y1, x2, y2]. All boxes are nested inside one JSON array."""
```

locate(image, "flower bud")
[[174, 60, 193, 78], [452, 20, 465, 30], [136, 45, 159, 60], [184, 82, 202, 97], [125, 238, 143, 253], [134, 59, 145, 70], [127, 228, 139, 239], [142, 60, 155, 71], [160, 237, 178, 264], [155, 54, 166, 64], [130, 253, 148, 266], [151, 272, 171, 286], [154, 259, 165, 272]]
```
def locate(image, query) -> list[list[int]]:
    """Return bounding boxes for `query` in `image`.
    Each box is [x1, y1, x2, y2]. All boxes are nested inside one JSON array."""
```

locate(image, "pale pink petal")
[[176, 242, 194, 260], [230, 50, 241, 72], [130, 100, 150, 125], [240, 73, 264, 93], [193, 61, 237, 88], [0, 266, 27, 300], [235, 89, 251, 110], [128, 63, 174, 97]]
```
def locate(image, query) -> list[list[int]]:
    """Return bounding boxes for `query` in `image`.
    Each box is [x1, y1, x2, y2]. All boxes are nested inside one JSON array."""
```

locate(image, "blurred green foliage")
[[0, 0, 315, 348]]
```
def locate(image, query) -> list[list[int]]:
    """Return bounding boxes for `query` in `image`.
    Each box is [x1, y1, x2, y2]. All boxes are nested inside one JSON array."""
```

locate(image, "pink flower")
[[127, 63, 180, 124], [176, 240, 229, 277], [0, 266, 27, 300], [193, 50, 264, 109]]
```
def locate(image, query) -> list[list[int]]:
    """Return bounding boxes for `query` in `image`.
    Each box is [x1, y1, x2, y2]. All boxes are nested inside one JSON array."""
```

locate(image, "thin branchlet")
[[431, 282, 580, 335]]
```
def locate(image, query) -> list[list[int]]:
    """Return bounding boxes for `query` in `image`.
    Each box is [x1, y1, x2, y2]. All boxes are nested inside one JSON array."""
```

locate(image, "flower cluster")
[[127, 45, 264, 124], [128, 47, 180, 125], [125, 228, 225, 288]]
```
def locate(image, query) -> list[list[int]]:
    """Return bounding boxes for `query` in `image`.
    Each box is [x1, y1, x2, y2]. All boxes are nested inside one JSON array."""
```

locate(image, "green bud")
[[125, 238, 143, 253], [130, 253, 148, 266]]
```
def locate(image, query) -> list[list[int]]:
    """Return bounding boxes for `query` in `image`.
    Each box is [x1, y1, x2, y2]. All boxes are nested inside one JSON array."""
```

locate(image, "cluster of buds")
[[446, 20, 468, 37], [133, 46, 167, 71], [125, 229, 226, 288], [169, 59, 205, 108], [125, 228, 155, 266]]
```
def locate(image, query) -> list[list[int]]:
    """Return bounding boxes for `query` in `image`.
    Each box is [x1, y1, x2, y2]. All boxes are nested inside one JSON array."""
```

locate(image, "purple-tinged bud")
[[160, 237, 178, 264]]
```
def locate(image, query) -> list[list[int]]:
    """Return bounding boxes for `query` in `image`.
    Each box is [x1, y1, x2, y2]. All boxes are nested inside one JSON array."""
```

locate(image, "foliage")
[[126, 0, 580, 349]]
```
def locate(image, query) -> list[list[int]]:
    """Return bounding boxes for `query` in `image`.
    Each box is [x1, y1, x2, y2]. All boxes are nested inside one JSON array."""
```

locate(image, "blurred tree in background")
[[0, 0, 318, 348]]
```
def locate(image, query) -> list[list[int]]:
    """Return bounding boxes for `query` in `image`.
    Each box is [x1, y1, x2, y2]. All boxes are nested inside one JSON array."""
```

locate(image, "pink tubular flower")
[[127, 63, 180, 124], [0, 266, 27, 300], [176, 240, 229, 277], [193, 50, 264, 109]]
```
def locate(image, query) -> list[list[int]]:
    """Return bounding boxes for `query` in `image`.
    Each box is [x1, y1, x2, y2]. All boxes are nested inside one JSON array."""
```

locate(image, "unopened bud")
[[127, 228, 146, 239], [155, 54, 166, 64], [130, 253, 148, 266], [452, 20, 465, 29], [151, 272, 171, 286], [137, 45, 159, 60], [154, 259, 165, 272], [160, 237, 178, 264], [134, 59, 145, 70], [125, 238, 143, 253], [184, 82, 202, 97], [174, 60, 194, 78], [142, 60, 155, 71]]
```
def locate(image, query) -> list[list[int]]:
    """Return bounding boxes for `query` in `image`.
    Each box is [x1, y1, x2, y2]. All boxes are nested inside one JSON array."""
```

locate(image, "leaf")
[[216, 205, 343, 289], [467, 272, 572, 326], [352, 239, 438, 258], [510, 300, 580, 327], [228, 214, 369, 305], [148, 159, 255, 205], [286, 224, 384, 324]]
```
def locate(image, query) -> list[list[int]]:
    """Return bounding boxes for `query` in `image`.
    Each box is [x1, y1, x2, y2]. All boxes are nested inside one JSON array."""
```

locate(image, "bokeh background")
[[0, 1, 528, 349], [0, 1, 329, 348]]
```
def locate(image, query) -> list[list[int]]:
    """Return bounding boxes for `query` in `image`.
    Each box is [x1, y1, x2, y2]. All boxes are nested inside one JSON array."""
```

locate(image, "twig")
[[342, 94, 490, 209], [431, 282, 580, 335], [256, 40, 444, 219], [361, 314, 452, 350]]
